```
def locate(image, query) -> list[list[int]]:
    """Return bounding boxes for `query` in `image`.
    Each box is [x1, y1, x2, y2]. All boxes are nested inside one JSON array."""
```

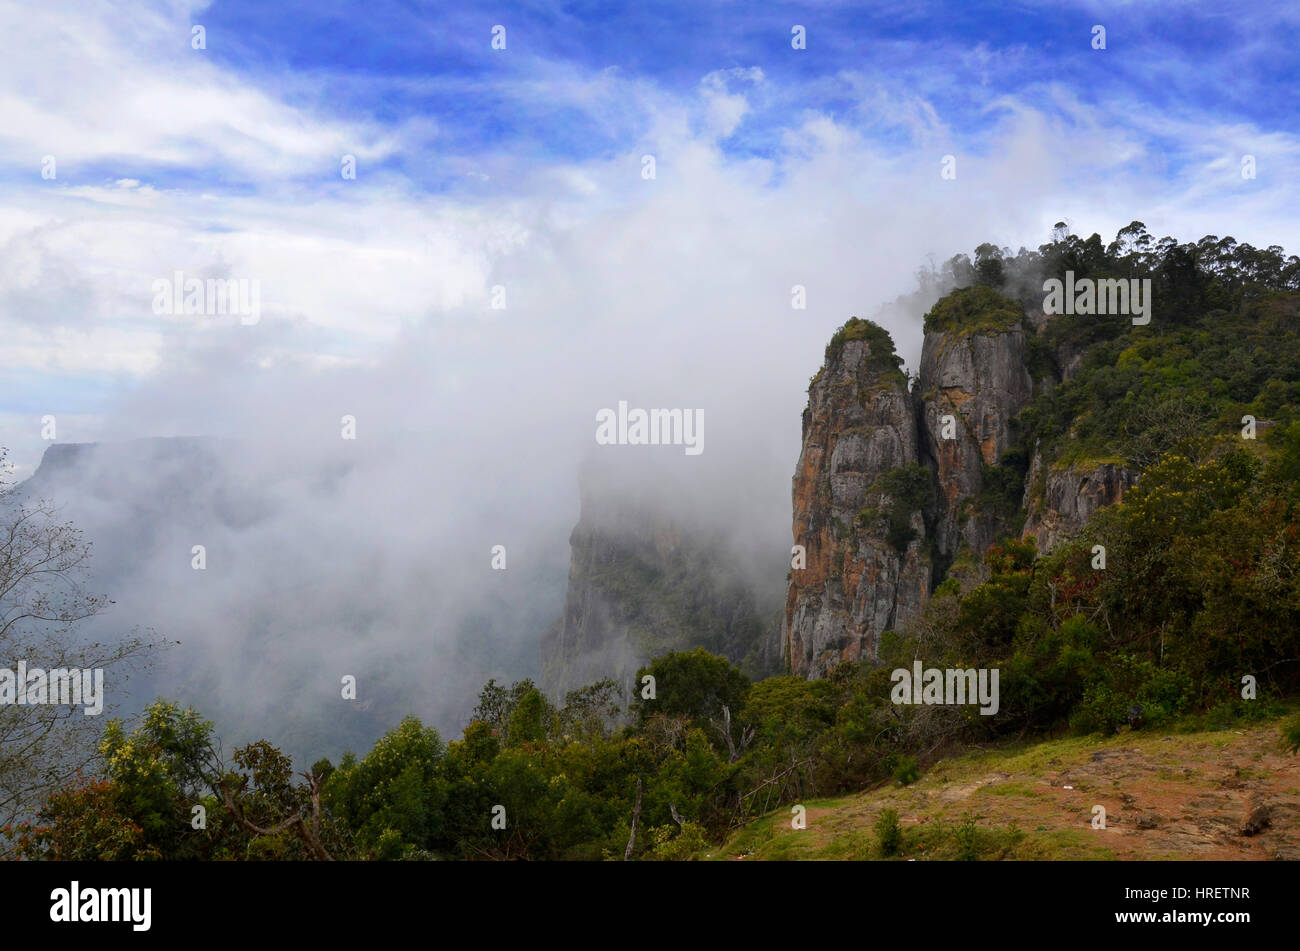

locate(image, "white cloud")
[[0, 0, 392, 177], [699, 67, 764, 139]]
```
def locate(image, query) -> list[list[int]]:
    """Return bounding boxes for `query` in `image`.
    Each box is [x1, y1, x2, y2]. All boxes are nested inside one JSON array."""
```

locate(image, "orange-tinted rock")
[[782, 329, 930, 678], [918, 319, 1033, 559]]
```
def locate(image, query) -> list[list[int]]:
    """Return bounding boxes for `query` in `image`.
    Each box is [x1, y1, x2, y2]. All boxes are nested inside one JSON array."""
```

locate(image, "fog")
[[6, 140, 974, 760], [6, 13, 1300, 762]]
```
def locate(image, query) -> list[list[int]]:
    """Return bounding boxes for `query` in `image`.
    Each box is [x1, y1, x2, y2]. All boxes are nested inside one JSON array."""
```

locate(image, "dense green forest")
[[5, 222, 1300, 860]]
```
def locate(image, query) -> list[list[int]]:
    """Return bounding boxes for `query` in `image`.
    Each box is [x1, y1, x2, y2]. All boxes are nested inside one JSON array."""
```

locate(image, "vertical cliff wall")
[[783, 287, 1071, 678], [547, 288, 1142, 689], [541, 466, 781, 699], [917, 287, 1034, 561], [1021, 448, 1138, 553], [782, 321, 931, 678]]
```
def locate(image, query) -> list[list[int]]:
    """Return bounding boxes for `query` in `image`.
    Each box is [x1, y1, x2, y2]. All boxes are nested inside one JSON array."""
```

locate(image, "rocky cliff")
[[546, 285, 1144, 688], [783, 285, 1131, 678], [542, 462, 781, 699], [917, 286, 1034, 561], [1021, 450, 1138, 553], [782, 321, 931, 678]]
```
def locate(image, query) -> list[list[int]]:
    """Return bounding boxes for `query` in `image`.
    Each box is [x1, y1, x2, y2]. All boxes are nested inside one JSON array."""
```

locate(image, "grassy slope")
[[709, 713, 1300, 861]]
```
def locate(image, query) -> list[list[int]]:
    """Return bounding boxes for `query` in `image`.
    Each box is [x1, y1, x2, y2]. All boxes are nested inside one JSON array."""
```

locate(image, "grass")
[[708, 707, 1297, 861], [977, 781, 1046, 799]]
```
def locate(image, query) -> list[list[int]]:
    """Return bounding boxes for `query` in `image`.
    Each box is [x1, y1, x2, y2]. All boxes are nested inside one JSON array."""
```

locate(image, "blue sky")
[[79, 1, 1300, 188], [13, 1, 1299, 192], [2, 0, 1300, 480]]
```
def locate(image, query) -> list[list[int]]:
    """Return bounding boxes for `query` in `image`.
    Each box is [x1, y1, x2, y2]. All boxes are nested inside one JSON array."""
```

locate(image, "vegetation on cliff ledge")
[[859, 463, 935, 552], [812, 316, 906, 389], [922, 284, 1024, 336]]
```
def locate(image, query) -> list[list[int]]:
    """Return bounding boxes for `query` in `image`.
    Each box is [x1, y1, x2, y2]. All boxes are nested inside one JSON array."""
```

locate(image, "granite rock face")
[[1021, 450, 1138, 554], [917, 321, 1034, 559], [542, 468, 781, 699], [782, 287, 1129, 680], [782, 330, 931, 678]]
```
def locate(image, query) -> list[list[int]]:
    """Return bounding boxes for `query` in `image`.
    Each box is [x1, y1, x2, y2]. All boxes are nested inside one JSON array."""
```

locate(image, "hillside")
[[713, 712, 1300, 861]]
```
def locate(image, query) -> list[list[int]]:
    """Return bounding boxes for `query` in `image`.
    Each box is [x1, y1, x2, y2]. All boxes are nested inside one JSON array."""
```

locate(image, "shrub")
[[824, 318, 905, 380], [922, 285, 1023, 336], [1069, 655, 1194, 735], [646, 821, 709, 861], [875, 808, 902, 857], [1203, 697, 1286, 731], [953, 814, 979, 861], [875, 464, 934, 552], [1282, 714, 1300, 755], [893, 756, 919, 786]]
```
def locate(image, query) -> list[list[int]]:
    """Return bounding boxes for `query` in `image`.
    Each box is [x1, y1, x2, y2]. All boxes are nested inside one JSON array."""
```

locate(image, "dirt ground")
[[721, 721, 1300, 860]]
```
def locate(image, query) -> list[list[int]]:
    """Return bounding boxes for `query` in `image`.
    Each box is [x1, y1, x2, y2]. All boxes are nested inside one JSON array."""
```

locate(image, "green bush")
[[893, 756, 919, 786], [953, 814, 979, 861], [1203, 697, 1286, 731], [922, 285, 1023, 336], [874, 464, 934, 552], [823, 318, 906, 380], [875, 808, 902, 857], [646, 821, 709, 861], [1069, 655, 1194, 735], [1281, 714, 1300, 755]]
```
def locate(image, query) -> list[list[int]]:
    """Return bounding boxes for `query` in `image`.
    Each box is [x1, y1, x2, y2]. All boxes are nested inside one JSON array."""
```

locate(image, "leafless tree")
[[0, 449, 164, 844], [709, 704, 756, 763], [623, 776, 643, 861]]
